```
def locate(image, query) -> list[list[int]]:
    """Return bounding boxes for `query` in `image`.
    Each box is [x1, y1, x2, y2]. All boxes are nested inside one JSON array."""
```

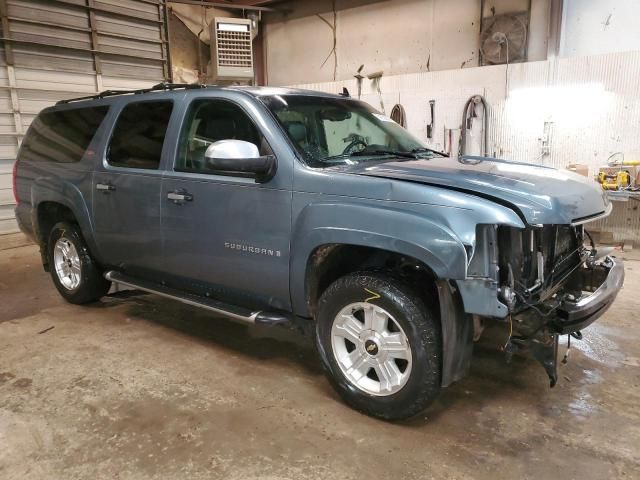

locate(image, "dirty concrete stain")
[[12, 378, 32, 388], [0, 372, 16, 385], [0, 243, 639, 479]]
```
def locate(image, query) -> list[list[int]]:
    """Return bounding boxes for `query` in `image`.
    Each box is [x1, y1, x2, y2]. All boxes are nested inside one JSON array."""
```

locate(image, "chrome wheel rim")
[[331, 302, 412, 396], [53, 237, 81, 290]]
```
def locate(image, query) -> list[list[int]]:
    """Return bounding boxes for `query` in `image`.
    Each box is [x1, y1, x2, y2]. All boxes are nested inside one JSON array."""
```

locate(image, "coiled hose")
[[459, 94, 489, 157]]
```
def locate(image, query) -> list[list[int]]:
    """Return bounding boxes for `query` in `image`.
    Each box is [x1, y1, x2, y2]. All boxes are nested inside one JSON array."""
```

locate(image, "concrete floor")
[[1, 234, 639, 480]]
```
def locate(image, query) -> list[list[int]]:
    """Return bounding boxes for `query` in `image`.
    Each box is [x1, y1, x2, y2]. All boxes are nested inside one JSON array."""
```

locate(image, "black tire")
[[315, 271, 441, 420], [47, 222, 111, 304]]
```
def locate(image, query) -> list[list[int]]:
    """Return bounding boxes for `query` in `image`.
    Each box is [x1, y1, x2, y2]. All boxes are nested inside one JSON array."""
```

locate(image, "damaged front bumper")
[[551, 255, 624, 334], [508, 255, 624, 386]]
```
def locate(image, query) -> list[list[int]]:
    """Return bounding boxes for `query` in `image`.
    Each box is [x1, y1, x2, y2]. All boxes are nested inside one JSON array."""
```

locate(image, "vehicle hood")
[[349, 155, 611, 225]]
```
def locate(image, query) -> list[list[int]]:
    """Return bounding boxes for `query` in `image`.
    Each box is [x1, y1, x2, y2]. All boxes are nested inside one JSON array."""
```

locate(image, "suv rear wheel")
[[48, 222, 111, 304], [315, 271, 441, 420]]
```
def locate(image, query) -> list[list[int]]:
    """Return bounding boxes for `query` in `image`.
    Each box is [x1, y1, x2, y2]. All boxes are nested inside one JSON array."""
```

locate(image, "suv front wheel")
[[47, 222, 111, 304], [315, 271, 441, 420]]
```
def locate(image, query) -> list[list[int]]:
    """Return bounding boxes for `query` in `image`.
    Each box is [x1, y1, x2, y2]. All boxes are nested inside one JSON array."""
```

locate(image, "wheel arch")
[[299, 243, 440, 319], [290, 202, 469, 318], [31, 178, 99, 270]]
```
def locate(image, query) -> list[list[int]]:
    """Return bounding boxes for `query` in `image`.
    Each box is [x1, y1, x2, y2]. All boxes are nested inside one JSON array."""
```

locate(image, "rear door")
[[160, 94, 293, 311], [92, 99, 173, 276]]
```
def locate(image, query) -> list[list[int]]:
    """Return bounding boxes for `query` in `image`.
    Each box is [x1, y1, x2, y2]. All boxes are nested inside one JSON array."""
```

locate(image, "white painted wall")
[[264, 0, 551, 86], [560, 0, 640, 57], [290, 50, 640, 173]]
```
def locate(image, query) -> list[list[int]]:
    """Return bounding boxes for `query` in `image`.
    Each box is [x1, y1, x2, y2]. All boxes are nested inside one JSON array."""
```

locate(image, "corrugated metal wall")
[[589, 199, 640, 245], [0, 0, 170, 234], [290, 50, 640, 244]]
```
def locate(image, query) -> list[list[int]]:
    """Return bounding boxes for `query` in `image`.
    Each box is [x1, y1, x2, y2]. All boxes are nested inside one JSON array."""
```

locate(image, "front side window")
[[107, 101, 173, 170], [22, 106, 109, 163], [259, 95, 434, 168], [176, 98, 271, 173]]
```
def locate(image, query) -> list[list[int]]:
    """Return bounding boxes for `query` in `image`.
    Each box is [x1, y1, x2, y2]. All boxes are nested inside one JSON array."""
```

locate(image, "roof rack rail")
[[56, 82, 208, 105]]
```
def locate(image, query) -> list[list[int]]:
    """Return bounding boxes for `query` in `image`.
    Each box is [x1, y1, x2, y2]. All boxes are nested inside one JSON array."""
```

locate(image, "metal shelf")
[[607, 190, 640, 202]]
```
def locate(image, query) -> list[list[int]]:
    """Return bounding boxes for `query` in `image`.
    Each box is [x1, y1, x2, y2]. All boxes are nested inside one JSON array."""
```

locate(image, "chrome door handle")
[[167, 190, 193, 203], [96, 182, 115, 192]]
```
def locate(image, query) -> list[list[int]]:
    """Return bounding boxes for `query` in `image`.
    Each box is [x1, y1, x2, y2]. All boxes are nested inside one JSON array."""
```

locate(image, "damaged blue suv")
[[13, 83, 624, 420]]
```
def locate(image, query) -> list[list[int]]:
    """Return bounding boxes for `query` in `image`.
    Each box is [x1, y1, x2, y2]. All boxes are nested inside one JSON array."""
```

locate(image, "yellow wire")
[[504, 314, 513, 350]]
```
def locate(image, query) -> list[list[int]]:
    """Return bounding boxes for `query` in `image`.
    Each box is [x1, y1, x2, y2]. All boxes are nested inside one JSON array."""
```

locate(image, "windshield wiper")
[[322, 147, 438, 163], [410, 147, 449, 157], [352, 149, 419, 159]]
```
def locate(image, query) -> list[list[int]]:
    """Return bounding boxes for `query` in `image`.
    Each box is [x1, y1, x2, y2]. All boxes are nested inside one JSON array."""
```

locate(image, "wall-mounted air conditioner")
[[210, 17, 254, 81]]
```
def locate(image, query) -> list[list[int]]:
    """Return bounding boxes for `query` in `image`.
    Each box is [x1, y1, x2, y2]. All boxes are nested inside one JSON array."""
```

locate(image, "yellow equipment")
[[613, 159, 640, 167], [597, 153, 640, 190], [598, 170, 631, 190]]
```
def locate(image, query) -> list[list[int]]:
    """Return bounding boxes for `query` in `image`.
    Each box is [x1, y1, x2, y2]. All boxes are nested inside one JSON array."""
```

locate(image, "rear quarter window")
[[21, 106, 109, 163], [107, 101, 173, 170]]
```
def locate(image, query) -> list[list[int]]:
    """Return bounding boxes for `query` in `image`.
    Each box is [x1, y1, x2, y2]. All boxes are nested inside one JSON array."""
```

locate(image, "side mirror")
[[204, 140, 276, 182]]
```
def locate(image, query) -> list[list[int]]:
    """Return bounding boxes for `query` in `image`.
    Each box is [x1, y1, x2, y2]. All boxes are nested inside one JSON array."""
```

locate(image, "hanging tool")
[[353, 64, 365, 100], [427, 100, 435, 139], [367, 71, 385, 114], [443, 127, 457, 156]]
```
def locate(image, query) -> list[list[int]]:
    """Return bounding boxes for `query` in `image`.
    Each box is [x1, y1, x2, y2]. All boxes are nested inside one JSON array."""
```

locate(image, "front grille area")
[[498, 225, 584, 308], [546, 225, 582, 282], [555, 226, 576, 258]]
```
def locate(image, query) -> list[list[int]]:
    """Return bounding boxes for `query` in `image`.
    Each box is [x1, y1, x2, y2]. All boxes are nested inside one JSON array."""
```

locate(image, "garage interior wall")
[[263, 0, 551, 86], [0, 0, 170, 234], [560, 0, 640, 58], [271, 0, 640, 244], [167, 3, 235, 83]]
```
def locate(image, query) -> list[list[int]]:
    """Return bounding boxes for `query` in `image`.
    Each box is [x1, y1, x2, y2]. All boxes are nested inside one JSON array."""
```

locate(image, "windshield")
[[260, 94, 434, 168]]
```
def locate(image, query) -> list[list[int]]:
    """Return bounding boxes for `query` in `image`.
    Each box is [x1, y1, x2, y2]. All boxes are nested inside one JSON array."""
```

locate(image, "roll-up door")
[[0, 0, 170, 234]]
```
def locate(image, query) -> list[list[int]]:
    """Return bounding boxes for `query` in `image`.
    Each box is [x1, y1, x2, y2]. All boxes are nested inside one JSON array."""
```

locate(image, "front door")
[[160, 96, 292, 311], [92, 99, 173, 276]]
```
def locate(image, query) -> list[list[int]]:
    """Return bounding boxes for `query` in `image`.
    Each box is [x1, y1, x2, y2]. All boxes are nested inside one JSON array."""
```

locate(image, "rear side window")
[[107, 101, 173, 170], [21, 106, 109, 163]]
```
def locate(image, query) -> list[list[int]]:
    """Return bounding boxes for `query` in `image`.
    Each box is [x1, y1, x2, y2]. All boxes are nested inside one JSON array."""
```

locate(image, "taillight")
[[12, 160, 18, 204]]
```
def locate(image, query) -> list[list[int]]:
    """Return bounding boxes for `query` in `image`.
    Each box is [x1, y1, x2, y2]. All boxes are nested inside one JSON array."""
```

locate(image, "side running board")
[[104, 271, 291, 327]]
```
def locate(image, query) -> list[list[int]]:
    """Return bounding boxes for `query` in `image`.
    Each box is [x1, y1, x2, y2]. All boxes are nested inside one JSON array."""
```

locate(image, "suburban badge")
[[224, 241, 281, 257]]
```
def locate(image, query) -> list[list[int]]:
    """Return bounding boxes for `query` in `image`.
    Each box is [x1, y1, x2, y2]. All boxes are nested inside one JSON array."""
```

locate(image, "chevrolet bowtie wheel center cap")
[[364, 339, 379, 356]]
